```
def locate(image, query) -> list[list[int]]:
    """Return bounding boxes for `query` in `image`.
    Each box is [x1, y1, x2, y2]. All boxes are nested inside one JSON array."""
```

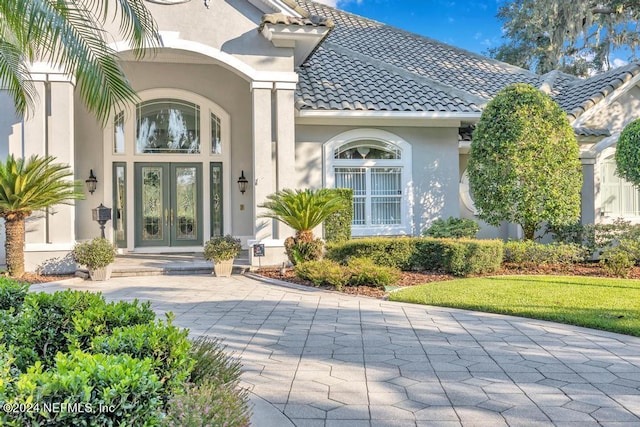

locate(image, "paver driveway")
[[35, 275, 640, 426]]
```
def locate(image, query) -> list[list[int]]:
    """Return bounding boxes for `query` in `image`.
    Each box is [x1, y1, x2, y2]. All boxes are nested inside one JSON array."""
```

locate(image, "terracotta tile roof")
[[293, 0, 640, 119]]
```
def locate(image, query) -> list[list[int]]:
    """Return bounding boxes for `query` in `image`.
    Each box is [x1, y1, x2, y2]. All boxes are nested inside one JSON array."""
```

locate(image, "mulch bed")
[[257, 263, 640, 299], [12, 273, 76, 284]]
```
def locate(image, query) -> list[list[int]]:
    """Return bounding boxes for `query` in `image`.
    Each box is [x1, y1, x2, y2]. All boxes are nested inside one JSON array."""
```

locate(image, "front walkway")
[[33, 275, 640, 426]]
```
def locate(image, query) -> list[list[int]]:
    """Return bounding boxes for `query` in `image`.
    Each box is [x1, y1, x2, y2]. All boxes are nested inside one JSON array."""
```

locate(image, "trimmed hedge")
[[326, 237, 417, 270], [414, 238, 503, 276], [504, 240, 588, 265], [323, 188, 353, 243], [326, 237, 503, 277]]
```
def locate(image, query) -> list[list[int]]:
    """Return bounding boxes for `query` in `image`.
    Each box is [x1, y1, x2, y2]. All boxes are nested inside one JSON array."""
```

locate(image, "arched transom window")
[[601, 154, 640, 217], [114, 98, 223, 155], [326, 131, 412, 236]]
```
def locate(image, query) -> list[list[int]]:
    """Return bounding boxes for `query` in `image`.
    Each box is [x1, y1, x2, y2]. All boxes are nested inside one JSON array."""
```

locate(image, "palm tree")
[[259, 189, 343, 242], [0, 0, 160, 123], [0, 155, 83, 277]]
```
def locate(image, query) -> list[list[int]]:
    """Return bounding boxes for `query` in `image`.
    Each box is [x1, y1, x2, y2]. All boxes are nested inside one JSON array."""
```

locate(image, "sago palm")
[[259, 189, 343, 242], [0, 0, 160, 123], [0, 155, 83, 277]]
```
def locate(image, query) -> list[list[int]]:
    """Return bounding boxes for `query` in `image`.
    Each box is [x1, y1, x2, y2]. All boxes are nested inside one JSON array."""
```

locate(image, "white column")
[[20, 79, 47, 244], [251, 82, 274, 241], [581, 157, 596, 224], [274, 82, 296, 239], [19, 70, 77, 272], [21, 73, 76, 247], [47, 77, 76, 245]]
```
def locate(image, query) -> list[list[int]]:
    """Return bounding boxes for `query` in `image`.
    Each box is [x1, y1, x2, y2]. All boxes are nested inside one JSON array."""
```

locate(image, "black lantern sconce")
[[85, 169, 98, 195], [237, 170, 248, 194], [92, 203, 112, 239]]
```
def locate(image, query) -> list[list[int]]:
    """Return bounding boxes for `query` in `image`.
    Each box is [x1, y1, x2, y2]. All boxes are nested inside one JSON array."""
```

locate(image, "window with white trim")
[[601, 155, 640, 217], [333, 140, 404, 228]]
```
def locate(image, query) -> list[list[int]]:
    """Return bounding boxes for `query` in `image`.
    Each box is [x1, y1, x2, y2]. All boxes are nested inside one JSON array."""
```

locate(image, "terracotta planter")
[[89, 264, 113, 281], [213, 259, 234, 277]]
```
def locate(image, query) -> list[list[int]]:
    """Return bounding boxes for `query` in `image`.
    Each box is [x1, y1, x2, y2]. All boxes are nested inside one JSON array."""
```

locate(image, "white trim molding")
[[297, 110, 481, 127], [324, 129, 414, 236]]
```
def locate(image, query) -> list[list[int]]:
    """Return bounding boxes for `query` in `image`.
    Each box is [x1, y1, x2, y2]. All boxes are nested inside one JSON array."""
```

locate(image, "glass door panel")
[[135, 164, 169, 247], [210, 163, 223, 237], [135, 163, 202, 247], [113, 163, 127, 248], [170, 164, 202, 246]]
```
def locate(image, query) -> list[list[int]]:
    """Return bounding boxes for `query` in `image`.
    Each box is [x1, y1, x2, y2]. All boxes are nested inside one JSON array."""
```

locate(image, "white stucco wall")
[[580, 85, 640, 134], [104, 0, 294, 73], [295, 124, 464, 237]]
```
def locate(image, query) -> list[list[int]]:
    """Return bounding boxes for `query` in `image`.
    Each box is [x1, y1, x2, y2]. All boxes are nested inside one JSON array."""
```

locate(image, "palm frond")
[[259, 189, 343, 236], [0, 40, 36, 116], [0, 0, 159, 123], [0, 155, 84, 218]]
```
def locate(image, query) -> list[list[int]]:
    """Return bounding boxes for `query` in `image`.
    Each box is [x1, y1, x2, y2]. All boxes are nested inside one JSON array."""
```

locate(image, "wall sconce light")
[[85, 169, 98, 195], [237, 170, 248, 194]]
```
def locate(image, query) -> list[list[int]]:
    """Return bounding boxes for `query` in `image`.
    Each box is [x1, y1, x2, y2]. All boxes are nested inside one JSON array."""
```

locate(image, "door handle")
[[170, 209, 174, 226], [164, 209, 168, 225]]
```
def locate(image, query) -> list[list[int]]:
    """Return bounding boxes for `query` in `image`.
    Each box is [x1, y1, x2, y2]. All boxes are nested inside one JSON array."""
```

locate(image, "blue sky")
[[316, 0, 504, 56]]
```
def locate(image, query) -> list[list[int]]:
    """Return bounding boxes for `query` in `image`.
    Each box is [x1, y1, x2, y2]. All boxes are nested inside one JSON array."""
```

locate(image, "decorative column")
[[21, 72, 76, 248], [581, 157, 596, 224], [251, 82, 274, 242], [274, 82, 296, 239]]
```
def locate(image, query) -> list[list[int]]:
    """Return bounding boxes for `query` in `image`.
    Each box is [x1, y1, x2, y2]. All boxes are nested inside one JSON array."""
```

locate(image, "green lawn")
[[389, 275, 640, 336]]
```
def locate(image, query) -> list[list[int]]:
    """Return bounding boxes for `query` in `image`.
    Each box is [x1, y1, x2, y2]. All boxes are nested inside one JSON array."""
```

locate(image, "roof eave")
[[261, 23, 333, 67], [296, 109, 481, 127]]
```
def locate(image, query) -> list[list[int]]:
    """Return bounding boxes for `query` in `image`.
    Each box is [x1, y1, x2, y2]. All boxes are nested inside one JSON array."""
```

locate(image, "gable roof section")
[[293, 0, 640, 122], [555, 63, 640, 120]]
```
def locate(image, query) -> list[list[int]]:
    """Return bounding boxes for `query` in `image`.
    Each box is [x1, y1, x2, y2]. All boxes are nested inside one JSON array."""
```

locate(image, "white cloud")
[[612, 58, 629, 68]]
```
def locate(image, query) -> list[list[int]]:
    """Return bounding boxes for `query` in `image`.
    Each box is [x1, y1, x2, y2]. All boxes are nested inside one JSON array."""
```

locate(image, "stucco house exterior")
[[1, 0, 640, 271]]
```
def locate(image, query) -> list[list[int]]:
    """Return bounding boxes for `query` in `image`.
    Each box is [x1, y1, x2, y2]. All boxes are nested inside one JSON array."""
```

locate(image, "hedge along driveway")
[[325, 237, 504, 276], [389, 275, 640, 336]]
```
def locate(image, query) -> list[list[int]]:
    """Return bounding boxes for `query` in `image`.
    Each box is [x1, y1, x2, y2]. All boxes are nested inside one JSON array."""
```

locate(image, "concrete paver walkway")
[[34, 275, 640, 426]]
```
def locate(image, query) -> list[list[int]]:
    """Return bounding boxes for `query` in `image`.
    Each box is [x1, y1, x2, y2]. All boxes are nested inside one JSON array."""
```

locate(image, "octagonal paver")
[[34, 274, 640, 426]]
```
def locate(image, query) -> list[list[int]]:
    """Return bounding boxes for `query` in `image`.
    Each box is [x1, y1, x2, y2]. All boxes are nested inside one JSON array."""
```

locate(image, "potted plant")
[[204, 235, 241, 277], [72, 237, 117, 281]]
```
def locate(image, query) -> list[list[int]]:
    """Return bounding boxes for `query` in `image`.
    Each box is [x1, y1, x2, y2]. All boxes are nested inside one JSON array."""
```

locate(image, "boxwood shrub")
[[326, 237, 417, 270], [323, 188, 354, 243], [90, 315, 194, 398], [326, 237, 503, 276], [504, 240, 588, 265], [0, 279, 250, 427], [0, 278, 29, 312], [9, 290, 155, 371], [414, 238, 503, 276], [4, 351, 163, 427]]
